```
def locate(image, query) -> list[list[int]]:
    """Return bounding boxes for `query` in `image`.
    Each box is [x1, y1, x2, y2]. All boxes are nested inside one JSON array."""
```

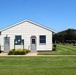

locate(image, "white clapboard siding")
[[1, 20, 54, 51]]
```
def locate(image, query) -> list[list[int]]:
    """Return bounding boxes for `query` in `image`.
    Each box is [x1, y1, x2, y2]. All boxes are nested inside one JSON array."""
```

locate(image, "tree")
[[53, 29, 76, 44]]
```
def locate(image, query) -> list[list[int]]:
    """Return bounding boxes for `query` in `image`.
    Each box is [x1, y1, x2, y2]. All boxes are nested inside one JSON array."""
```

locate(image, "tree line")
[[53, 29, 76, 44]]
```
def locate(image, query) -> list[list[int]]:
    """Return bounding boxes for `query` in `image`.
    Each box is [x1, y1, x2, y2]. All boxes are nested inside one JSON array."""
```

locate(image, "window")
[[15, 35, 22, 45], [32, 39, 35, 44], [39, 35, 46, 44]]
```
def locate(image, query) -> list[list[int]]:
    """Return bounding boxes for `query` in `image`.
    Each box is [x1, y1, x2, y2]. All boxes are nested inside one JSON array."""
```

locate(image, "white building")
[[0, 19, 55, 52]]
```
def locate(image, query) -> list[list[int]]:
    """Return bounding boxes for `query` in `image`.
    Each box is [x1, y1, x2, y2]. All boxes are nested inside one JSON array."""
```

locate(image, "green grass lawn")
[[38, 44, 76, 55], [0, 56, 76, 75]]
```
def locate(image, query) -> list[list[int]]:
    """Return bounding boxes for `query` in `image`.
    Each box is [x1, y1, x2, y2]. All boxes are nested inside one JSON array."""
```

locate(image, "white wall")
[[1, 21, 52, 51]]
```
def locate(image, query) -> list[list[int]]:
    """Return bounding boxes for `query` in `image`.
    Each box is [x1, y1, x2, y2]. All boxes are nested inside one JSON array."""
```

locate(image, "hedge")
[[8, 49, 30, 55]]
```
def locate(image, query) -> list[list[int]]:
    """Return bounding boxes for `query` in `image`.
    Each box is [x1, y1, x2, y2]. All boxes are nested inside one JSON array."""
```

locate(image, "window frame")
[[15, 35, 22, 45], [32, 39, 36, 44], [39, 35, 46, 44]]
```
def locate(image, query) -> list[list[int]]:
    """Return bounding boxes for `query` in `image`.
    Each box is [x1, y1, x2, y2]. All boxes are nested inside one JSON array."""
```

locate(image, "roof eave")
[[1, 19, 55, 33]]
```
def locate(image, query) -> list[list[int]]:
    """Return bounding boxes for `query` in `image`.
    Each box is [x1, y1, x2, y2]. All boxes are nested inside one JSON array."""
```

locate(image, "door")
[[31, 36, 36, 52], [4, 37, 10, 52]]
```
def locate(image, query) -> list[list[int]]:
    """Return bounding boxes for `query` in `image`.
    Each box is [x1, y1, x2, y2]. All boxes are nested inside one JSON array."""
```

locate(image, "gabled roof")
[[1, 19, 55, 33]]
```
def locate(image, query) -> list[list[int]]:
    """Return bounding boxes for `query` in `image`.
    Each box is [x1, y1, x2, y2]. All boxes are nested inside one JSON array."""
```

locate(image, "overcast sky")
[[0, 0, 76, 32]]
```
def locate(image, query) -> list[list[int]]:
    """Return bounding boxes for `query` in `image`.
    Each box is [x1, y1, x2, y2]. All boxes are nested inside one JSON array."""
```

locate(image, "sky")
[[0, 0, 76, 32]]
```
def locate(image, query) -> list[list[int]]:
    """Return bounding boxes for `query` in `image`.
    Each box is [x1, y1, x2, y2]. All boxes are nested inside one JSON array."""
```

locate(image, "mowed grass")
[[38, 44, 76, 55], [0, 56, 76, 75]]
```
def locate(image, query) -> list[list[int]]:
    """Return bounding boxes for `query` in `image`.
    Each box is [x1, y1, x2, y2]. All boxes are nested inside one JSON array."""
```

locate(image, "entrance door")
[[4, 37, 10, 52], [31, 36, 36, 52]]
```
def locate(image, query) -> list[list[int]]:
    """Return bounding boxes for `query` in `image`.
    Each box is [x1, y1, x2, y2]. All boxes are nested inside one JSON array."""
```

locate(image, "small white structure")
[[0, 19, 55, 52]]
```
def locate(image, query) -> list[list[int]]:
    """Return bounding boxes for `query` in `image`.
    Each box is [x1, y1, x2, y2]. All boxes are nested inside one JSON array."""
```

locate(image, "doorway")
[[30, 36, 36, 52]]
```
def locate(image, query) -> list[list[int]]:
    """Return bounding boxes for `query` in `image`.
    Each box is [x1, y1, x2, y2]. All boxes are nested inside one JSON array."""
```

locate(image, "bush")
[[8, 49, 15, 55], [8, 49, 29, 55], [14, 49, 26, 55], [53, 47, 56, 51], [52, 44, 57, 51], [24, 49, 30, 53]]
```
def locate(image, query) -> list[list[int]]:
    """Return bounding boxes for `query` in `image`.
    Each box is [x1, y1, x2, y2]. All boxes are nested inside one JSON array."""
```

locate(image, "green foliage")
[[14, 49, 26, 55], [8, 49, 30, 55], [52, 47, 56, 51], [23, 49, 30, 53], [26, 49, 30, 53], [53, 29, 76, 44], [8, 49, 15, 55], [52, 44, 57, 51]]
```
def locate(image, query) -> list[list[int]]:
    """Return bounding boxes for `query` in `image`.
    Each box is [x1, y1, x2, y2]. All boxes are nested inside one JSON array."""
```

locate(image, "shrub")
[[53, 47, 56, 51], [8, 49, 15, 55], [14, 49, 26, 55], [20, 50, 26, 55], [23, 49, 30, 53], [8, 49, 29, 55], [52, 44, 57, 51]]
